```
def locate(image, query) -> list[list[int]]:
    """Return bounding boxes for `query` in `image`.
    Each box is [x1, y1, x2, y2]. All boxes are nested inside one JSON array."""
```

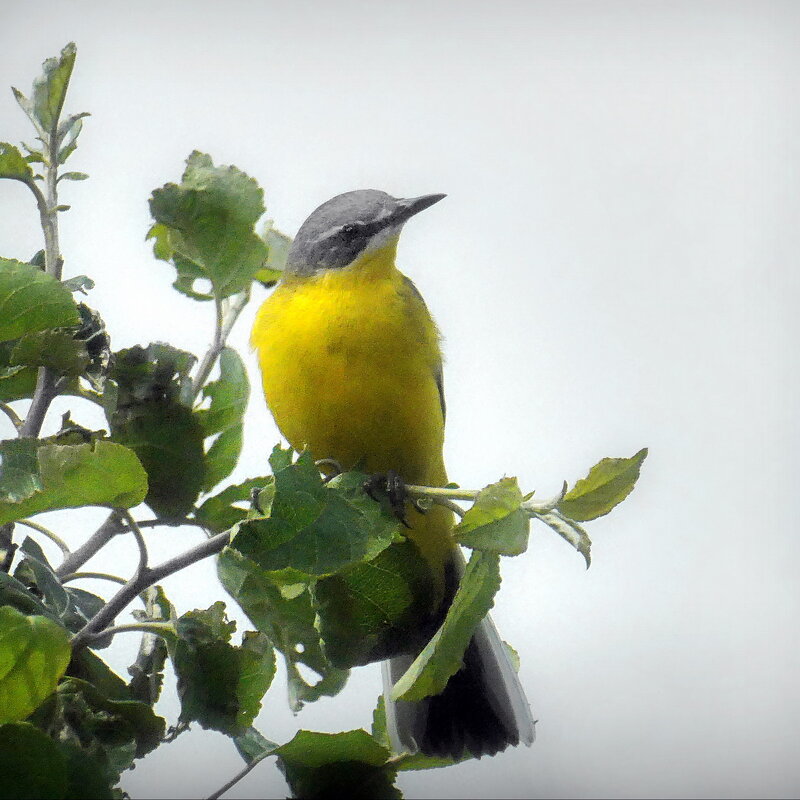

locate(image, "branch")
[[55, 511, 123, 578], [70, 529, 231, 650], [190, 292, 248, 402], [119, 509, 149, 577], [17, 122, 66, 439], [18, 372, 66, 438]]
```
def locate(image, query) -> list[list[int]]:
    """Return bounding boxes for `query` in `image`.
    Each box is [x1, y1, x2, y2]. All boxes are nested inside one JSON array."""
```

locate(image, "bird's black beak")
[[392, 193, 447, 224]]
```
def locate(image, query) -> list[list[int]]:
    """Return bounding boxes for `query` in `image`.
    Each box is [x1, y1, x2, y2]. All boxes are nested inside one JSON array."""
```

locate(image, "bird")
[[251, 189, 535, 758]]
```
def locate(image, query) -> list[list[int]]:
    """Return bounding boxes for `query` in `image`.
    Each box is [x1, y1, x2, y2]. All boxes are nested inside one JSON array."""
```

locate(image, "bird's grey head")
[[284, 189, 445, 276]]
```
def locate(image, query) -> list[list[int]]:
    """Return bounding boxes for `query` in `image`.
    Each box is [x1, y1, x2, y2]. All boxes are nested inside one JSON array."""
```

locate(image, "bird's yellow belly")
[[252, 268, 446, 486]]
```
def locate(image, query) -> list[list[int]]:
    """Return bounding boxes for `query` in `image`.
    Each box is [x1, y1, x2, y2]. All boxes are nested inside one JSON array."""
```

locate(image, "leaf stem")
[[0, 402, 23, 431], [120, 509, 149, 576], [405, 484, 481, 502], [16, 518, 71, 557], [206, 748, 276, 800], [60, 570, 127, 585], [190, 292, 248, 402], [79, 621, 176, 644], [55, 511, 123, 578]]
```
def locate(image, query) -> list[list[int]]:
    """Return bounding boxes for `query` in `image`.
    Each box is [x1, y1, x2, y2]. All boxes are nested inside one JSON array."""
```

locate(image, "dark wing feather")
[[402, 275, 446, 422]]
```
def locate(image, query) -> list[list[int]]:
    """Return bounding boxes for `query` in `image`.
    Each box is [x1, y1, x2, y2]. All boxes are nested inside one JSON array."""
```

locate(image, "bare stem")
[[19, 370, 63, 437], [190, 292, 248, 402], [0, 402, 23, 431], [16, 519, 70, 557], [55, 511, 123, 578], [71, 529, 231, 650], [17, 111, 65, 441], [119, 509, 149, 577], [405, 484, 481, 502], [207, 748, 276, 800], [79, 621, 175, 644], [60, 571, 127, 585]]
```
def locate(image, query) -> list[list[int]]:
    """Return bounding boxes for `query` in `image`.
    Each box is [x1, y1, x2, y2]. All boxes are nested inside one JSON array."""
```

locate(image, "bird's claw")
[[363, 470, 414, 528]]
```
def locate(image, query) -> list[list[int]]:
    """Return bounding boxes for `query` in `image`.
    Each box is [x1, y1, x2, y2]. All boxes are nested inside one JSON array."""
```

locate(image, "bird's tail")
[[382, 565, 535, 758]]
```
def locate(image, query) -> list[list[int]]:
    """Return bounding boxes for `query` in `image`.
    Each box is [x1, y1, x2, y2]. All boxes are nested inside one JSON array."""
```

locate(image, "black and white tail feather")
[[382, 554, 535, 759]]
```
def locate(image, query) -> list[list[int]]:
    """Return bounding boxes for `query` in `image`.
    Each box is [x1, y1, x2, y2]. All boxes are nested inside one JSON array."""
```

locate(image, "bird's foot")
[[363, 470, 427, 528]]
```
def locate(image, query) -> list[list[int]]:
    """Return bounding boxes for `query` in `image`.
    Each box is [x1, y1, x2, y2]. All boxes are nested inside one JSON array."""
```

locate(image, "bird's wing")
[[402, 275, 446, 422]]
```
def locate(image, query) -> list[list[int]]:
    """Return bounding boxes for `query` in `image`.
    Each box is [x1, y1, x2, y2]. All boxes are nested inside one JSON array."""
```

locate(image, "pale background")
[[1, 1, 798, 798]]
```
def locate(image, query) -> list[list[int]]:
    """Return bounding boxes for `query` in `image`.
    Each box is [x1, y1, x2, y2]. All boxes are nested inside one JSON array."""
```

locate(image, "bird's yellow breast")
[[251, 242, 446, 486]]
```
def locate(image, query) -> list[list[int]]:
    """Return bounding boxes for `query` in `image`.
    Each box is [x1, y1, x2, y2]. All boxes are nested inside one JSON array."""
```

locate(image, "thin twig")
[[19, 369, 60, 437], [405, 484, 481, 502], [56, 511, 123, 578], [70, 529, 232, 650], [207, 749, 276, 800], [119, 509, 149, 576], [0, 402, 23, 431], [433, 497, 467, 518], [79, 621, 175, 644], [18, 128, 65, 439], [60, 570, 126, 585], [190, 292, 248, 402], [16, 519, 71, 557]]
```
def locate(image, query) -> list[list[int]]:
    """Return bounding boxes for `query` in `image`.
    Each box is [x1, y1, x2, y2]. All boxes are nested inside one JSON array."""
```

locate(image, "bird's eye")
[[340, 223, 359, 240]]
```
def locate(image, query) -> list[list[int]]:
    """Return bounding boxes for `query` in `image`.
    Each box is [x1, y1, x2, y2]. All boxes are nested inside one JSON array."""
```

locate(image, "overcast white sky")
[[1, 1, 799, 798]]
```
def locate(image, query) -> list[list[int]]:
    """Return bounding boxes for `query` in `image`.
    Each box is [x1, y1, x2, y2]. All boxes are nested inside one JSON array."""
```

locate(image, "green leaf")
[[110, 402, 204, 518], [58, 171, 89, 182], [73, 303, 111, 391], [17, 536, 70, 616], [313, 539, 437, 669], [55, 678, 165, 759], [255, 220, 291, 286], [454, 477, 530, 555], [197, 347, 249, 492], [0, 606, 71, 723], [31, 43, 78, 134], [195, 475, 273, 533], [0, 439, 148, 525], [149, 151, 268, 299], [276, 729, 400, 800], [0, 142, 33, 181], [0, 364, 38, 402], [59, 742, 114, 800], [391, 551, 501, 703], [0, 258, 80, 342], [66, 649, 131, 702], [170, 602, 275, 734], [128, 586, 172, 704], [232, 450, 400, 578], [535, 510, 592, 568], [0, 722, 68, 800], [0, 571, 55, 619], [107, 344, 204, 518], [0, 437, 41, 503], [61, 275, 94, 294], [107, 342, 196, 408], [218, 547, 348, 712], [558, 448, 648, 522], [236, 631, 277, 728], [234, 726, 279, 764], [29, 676, 164, 788], [9, 329, 89, 375]]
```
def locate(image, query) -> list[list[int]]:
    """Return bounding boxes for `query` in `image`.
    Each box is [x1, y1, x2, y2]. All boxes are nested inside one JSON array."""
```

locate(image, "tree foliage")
[[0, 44, 647, 798]]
